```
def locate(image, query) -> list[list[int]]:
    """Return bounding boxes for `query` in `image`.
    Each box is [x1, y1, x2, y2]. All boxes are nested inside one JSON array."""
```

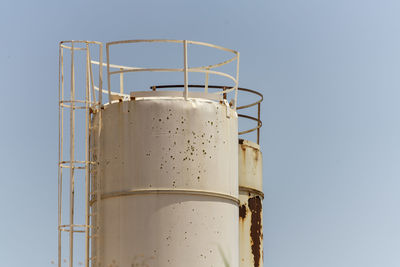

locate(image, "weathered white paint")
[[238, 140, 263, 267], [91, 92, 239, 267]]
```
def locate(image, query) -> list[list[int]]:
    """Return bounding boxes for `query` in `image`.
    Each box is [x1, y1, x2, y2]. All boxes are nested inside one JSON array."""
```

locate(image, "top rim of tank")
[[239, 139, 260, 150], [130, 90, 223, 102]]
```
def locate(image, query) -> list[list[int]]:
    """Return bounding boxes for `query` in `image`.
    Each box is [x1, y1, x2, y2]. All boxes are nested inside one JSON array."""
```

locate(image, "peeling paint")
[[239, 204, 247, 219], [248, 196, 262, 267]]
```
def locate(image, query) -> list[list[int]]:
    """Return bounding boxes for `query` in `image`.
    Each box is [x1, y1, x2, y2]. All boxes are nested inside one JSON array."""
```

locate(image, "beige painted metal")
[[238, 140, 264, 267], [91, 94, 239, 267], [148, 85, 264, 143]]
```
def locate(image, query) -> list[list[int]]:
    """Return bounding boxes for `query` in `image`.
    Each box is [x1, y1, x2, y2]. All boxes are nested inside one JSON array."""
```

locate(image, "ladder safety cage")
[[58, 40, 103, 267]]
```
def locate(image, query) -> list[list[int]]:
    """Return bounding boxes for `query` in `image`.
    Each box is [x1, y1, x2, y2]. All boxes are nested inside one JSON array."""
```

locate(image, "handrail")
[[149, 85, 263, 144], [91, 61, 237, 99], [105, 39, 240, 108]]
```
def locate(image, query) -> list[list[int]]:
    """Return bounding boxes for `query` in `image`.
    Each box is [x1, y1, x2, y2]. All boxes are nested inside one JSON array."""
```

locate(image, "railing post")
[[234, 52, 240, 110], [87, 47, 96, 107], [223, 86, 227, 100], [99, 44, 103, 106], [204, 68, 209, 93], [119, 68, 124, 95], [257, 103, 260, 144], [183, 40, 188, 100], [106, 43, 111, 104]]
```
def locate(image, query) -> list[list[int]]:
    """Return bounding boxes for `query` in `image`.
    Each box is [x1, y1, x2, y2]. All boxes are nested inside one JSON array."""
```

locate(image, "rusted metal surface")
[[238, 140, 263, 267], [91, 94, 239, 267], [239, 204, 247, 219], [248, 196, 263, 267]]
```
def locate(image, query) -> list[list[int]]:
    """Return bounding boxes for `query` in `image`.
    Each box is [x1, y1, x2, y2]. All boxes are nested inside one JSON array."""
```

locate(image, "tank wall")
[[238, 140, 263, 267], [91, 97, 238, 267]]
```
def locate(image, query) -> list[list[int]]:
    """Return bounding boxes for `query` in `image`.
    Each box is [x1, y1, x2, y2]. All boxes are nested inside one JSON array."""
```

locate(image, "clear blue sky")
[[1, 0, 400, 266]]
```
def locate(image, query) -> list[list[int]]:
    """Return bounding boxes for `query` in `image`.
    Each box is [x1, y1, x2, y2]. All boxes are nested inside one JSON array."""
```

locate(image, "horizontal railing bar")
[[60, 229, 86, 233], [60, 40, 102, 51], [59, 100, 97, 104], [109, 67, 183, 75], [93, 53, 237, 72], [59, 224, 93, 229], [191, 54, 238, 71], [235, 88, 263, 110], [239, 127, 261, 135], [238, 114, 262, 135], [108, 68, 237, 86], [59, 165, 88, 170], [60, 40, 103, 45], [238, 113, 262, 122], [106, 39, 183, 46], [59, 160, 96, 165], [60, 104, 95, 109], [93, 86, 129, 98], [187, 40, 238, 54], [106, 39, 235, 53], [189, 69, 237, 86], [106, 39, 238, 54], [91, 60, 139, 70], [60, 45, 87, 51]]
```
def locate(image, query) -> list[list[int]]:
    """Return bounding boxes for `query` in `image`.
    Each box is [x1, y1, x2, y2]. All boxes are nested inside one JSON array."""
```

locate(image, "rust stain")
[[248, 196, 262, 267], [239, 204, 247, 219], [254, 149, 259, 162]]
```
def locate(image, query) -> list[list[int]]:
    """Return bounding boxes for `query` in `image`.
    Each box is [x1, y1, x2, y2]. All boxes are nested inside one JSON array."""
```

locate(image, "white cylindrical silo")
[[91, 92, 239, 267]]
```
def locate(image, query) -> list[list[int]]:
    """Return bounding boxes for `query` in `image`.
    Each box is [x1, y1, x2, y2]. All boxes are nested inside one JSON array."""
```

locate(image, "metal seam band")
[[99, 188, 240, 204], [239, 186, 264, 199]]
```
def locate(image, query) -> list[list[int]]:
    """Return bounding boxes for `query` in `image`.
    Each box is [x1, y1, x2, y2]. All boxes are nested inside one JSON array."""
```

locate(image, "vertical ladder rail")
[[183, 40, 188, 100], [69, 41, 75, 267], [85, 43, 90, 267], [94, 109, 102, 267], [58, 43, 64, 267]]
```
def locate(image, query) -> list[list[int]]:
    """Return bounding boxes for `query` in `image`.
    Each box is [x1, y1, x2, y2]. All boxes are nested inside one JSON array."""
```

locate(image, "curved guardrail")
[[104, 40, 240, 109], [149, 84, 263, 144]]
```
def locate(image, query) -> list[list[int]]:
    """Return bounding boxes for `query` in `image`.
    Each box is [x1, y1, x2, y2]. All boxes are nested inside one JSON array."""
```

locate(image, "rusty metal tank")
[[90, 92, 239, 267], [238, 139, 263, 267]]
